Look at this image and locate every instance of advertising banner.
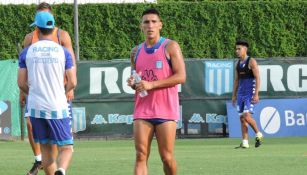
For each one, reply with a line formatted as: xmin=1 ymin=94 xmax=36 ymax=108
xmin=0 ymin=101 xmax=12 ymax=140
xmin=71 ymin=58 xmax=307 ymax=137
xmin=257 ymin=59 xmax=307 ymax=98
xmin=73 ymin=99 xmax=227 ymax=137
xmin=73 ymin=101 xmax=134 ymax=137
xmin=227 ymin=98 xmax=307 ymax=137
xmin=0 ymin=60 xmax=20 ymax=137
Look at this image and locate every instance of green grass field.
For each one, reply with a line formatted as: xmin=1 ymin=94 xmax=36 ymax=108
xmin=1 ymin=137 xmax=306 ymax=175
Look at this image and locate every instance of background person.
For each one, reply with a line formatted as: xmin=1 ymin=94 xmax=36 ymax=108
xmin=232 ymin=40 xmax=263 ymax=148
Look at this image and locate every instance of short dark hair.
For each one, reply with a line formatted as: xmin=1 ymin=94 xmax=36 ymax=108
xmin=38 ymin=27 xmax=54 ymax=35
xmin=142 ymin=8 xmax=161 ymax=18
xmin=236 ymin=40 xmax=249 ymax=48
xmin=36 ymin=2 xmax=52 ymax=11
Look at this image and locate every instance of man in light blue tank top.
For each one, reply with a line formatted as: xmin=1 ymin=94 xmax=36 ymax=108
xmin=232 ymin=40 xmax=263 ymax=148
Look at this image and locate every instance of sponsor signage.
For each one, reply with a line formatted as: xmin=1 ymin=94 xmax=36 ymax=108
xmin=72 ymin=107 xmax=86 ymax=133
xmin=0 ymin=101 xmax=12 ymax=139
xmin=74 ymin=103 xmax=183 ymax=136
xmin=203 ymin=61 xmax=234 ymax=96
xmin=73 ymin=59 xmax=307 ymax=137
xmin=227 ymin=98 xmax=307 ymax=137
xmin=77 ymin=59 xmax=307 ymax=99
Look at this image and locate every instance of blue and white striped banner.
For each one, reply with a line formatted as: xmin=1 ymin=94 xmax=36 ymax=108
xmin=204 ymin=61 xmax=234 ymax=95
xmin=72 ymin=107 xmax=86 ymax=133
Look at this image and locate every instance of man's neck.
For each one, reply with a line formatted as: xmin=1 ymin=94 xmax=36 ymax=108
xmin=38 ymin=29 xmax=54 ymax=41
xmin=145 ymin=36 xmax=161 ymax=48
xmin=239 ymin=54 xmax=248 ymax=61
xmin=39 ymin=34 xmax=53 ymax=40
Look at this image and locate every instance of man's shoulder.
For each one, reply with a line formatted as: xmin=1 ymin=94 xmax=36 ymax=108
xmin=58 ymin=29 xmax=71 ymax=40
xmin=248 ymin=57 xmax=258 ymax=65
xmin=25 ymin=31 xmax=34 ymax=38
xmin=24 ymin=31 xmax=35 ymax=47
xmin=165 ymin=39 xmax=179 ymax=49
xmin=59 ymin=28 xmax=69 ymax=35
xmin=57 ymin=28 xmax=72 ymax=46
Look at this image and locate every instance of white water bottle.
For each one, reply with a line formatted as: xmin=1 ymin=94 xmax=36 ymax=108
xmin=132 ymin=70 xmax=148 ymax=97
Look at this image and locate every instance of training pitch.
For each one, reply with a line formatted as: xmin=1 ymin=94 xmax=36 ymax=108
xmin=0 ymin=137 xmax=306 ymax=175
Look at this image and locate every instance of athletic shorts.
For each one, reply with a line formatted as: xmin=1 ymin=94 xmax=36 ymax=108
xmin=30 ymin=117 xmax=73 ymax=146
xmin=134 ymin=118 xmax=175 ymax=126
xmin=236 ymin=95 xmax=254 ymax=115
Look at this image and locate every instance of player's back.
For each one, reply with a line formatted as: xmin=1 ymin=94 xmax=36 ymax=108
xmin=20 ymin=40 xmax=72 ymax=119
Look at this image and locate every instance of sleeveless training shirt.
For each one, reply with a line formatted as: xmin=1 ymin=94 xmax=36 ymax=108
xmin=133 ymin=37 xmax=179 ymax=120
xmin=236 ymin=57 xmax=255 ymax=96
xmin=32 ymin=27 xmax=60 ymax=44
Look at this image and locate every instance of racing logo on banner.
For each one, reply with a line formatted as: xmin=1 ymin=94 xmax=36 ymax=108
xmin=72 ymin=107 xmax=86 ymax=133
xmin=204 ymin=61 xmax=233 ymax=95
xmin=0 ymin=101 xmax=11 ymax=139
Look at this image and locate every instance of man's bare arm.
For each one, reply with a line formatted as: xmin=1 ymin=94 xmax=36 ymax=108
xmin=17 ymin=68 xmax=29 ymax=95
xmin=65 ymin=68 xmax=77 ymax=93
xmin=61 ymin=30 xmax=76 ymax=68
xmin=232 ymin=62 xmax=239 ymax=106
xmin=150 ymin=40 xmax=186 ymax=89
xmin=250 ymin=58 xmax=260 ymax=103
xmin=23 ymin=33 xmax=33 ymax=48
xmin=127 ymin=46 xmax=138 ymax=89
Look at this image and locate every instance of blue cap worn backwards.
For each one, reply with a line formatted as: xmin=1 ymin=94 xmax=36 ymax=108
xmin=30 ymin=11 xmax=55 ymax=29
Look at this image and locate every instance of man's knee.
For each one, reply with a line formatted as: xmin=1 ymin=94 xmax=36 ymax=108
xmin=160 ymin=152 xmax=174 ymax=166
xmin=240 ymin=116 xmax=246 ymax=123
xmin=135 ymin=149 xmax=148 ymax=162
xmin=58 ymin=145 xmax=73 ymax=153
xmin=240 ymin=116 xmax=248 ymax=127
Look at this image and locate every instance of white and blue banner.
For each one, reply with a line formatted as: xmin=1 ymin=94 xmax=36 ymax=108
xmin=227 ymin=98 xmax=307 ymax=137
xmin=72 ymin=107 xmax=86 ymax=133
xmin=203 ymin=61 xmax=234 ymax=96
xmin=0 ymin=101 xmax=12 ymax=139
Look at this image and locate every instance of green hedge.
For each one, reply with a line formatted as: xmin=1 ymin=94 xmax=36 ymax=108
xmin=0 ymin=1 xmax=306 ymax=60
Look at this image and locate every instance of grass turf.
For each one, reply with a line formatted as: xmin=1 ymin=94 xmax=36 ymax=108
xmin=0 ymin=137 xmax=306 ymax=175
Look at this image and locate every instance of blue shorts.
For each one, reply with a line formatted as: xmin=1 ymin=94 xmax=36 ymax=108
xmin=236 ymin=95 xmax=254 ymax=115
xmin=135 ymin=118 xmax=174 ymax=126
xmin=30 ymin=117 xmax=73 ymax=146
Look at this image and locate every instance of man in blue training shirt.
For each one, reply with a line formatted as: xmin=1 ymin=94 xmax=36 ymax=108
xmin=18 ymin=11 xmax=77 ymax=175
xmin=232 ymin=40 xmax=263 ymax=148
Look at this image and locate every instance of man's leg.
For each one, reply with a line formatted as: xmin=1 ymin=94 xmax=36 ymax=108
xmin=243 ymin=112 xmax=259 ymax=133
xmin=40 ymin=144 xmax=57 ymax=175
xmin=55 ymin=145 xmax=73 ymax=175
xmin=27 ymin=117 xmax=42 ymax=157
xmin=134 ymin=120 xmax=155 ymax=175
xmin=48 ymin=117 xmax=73 ymax=175
xmin=55 ymin=100 xmax=72 ymax=174
xmin=155 ymin=121 xmax=177 ymax=175
xmin=243 ymin=112 xmax=263 ymax=147
xmin=26 ymin=117 xmax=43 ymax=175
xmin=236 ymin=99 xmax=249 ymax=148
xmin=240 ymin=116 xmax=249 ymax=140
